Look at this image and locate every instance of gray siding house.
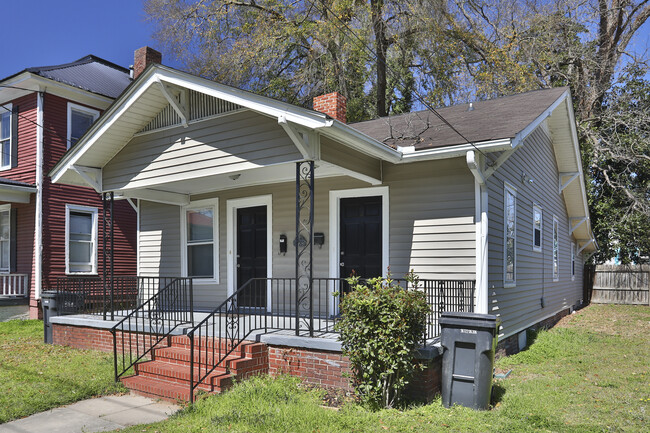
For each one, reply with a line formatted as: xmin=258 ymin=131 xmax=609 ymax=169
xmin=50 ymin=62 xmax=596 ymax=346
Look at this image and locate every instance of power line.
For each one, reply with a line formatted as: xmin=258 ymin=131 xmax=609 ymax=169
xmin=310 ymin=0 xmax=491 ymax=162
xmin=0 ymin=88 xmax=74 ymax=147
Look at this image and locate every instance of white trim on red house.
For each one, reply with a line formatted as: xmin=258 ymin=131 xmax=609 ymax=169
xmin=35 ymin=90 xmax=44 ymax=299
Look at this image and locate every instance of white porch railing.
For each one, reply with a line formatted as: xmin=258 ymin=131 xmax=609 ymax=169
xmin=0 ymin=274 xmax=29 ymax=298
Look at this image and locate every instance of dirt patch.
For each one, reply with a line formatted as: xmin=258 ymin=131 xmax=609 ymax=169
xmin=299 ymin=383 xmax=356 ymax=408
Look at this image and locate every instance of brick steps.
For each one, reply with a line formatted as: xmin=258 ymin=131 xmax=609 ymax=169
xmin=121 ymin=336 xmax=267 ymax=402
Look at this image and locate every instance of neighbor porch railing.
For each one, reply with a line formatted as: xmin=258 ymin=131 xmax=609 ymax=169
xmin=0 ymin=274 xmax=29 ymax=298
xmin=52 ymin=276 xmax=177 ymax=320
xmin=186 ymin=277 xmax=475 ymax=402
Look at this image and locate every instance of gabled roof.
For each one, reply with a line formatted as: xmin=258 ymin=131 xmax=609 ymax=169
xmin=2 ymin=55 xmax=132 ymax=99
xmin=350 ymin=87 xmax=569 ymax=151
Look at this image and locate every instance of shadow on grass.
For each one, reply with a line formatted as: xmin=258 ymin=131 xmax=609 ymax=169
xmin=490 ymin=382 xmax=506 ymax=406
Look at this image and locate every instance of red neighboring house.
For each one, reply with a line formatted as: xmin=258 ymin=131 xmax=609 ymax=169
xmin=0 ymin=55 xmax=137 ymax=318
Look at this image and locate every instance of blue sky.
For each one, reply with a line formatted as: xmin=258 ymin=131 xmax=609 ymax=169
xmin=1 ymin=0 xmax=181 ymax=79
xmin=2 ymin=1 xmax=649 ymax=81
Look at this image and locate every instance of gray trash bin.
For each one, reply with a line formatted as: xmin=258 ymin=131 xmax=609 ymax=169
xmin=440 ymin=311 xmax=501 ymax=410
xmin=41 ymin=291 xmax=58 ymax=344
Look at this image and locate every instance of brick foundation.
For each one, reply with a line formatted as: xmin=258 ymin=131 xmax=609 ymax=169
xmin=268 ymin=346 xmax=352 ymax=390
xmin=53 ymin=323 xmax=115 ymax=352
xmin=496 ymin=307 xmax=571 ymax=357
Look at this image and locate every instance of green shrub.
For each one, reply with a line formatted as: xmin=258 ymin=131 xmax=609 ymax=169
xmin=335 ymin=273 xmax=428 ymax=409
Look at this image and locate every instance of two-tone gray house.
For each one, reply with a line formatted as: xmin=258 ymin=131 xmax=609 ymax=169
xmin=48 ymin=51 xmax=596 ymax=401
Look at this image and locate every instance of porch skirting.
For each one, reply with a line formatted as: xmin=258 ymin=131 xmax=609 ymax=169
xmin=50 ymin=320 xmax=444 ymax=403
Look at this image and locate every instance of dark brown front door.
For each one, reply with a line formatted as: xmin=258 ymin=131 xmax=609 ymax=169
xmin=237 ymin=205 xmax=267 ymax=308
xmin=339 ymin=196 xmax=382 ymax=293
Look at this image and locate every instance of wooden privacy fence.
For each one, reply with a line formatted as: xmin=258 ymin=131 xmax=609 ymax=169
xmin=587 ymin=264 xmax=649 ymax=306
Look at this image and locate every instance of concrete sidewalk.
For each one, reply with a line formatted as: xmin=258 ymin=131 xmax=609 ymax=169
xmin=0 ymin=393 xmax=180 ymax=433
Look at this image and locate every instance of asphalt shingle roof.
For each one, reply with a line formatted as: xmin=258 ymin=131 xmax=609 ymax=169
xmin=22 ymin=55 xmax=132 ymax=99
xmin=349 ymin=87 xmax=568 ymax=151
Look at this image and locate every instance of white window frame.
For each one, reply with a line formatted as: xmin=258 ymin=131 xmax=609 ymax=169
xmin=503 ymin=183 xmax=517 ymax=287
xmin=532 ymin=204 xmax=542 ymax=252
xmin=0 ymin=204 xmax=11 ymax=272
xmin=225 ymin=195 xmax=273 ymax=309
xmin=67 ymin=102 xmax=99 ymax=149
xmin=65 ymin=204 xmax=98 ymax=275
xmin=571 ymin=242 xmax=576 ymax=281
xmin=553 ymin=216 xmax=560 ymax=281
xmin=0 ymin=103 xmax=12 ymax=170
xmin=181 ymin=198 xmax=220 ymax=284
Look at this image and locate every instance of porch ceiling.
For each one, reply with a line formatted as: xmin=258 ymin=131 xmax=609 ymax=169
xmin=114 ymin=161 xmax=377 ymax=205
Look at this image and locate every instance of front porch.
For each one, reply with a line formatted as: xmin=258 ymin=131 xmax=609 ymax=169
xmin=50 ymin=274 xmax=474 ymax=401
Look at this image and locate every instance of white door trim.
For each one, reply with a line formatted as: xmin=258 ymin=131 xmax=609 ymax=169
xmin=328 ymin=186 xmax=389 ymax=313
xmin=226 ymin=195 xmax=273 ymax=311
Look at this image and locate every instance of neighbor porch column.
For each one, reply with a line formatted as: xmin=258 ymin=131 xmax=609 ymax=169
xmin=295 ymin=161 xmax=314 ymax=336
xmin=102 ymin=191 xmax=114 ymax=320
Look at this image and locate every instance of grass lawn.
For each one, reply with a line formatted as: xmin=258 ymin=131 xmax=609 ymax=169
xmin=119 ymin=304 xmax=649 ymax=433
xmin=0 ymin=320 xmax=125 ymax=423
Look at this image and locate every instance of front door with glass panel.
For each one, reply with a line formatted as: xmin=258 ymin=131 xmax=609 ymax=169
xmin=236 ymin=206 xmax=267 ymax=308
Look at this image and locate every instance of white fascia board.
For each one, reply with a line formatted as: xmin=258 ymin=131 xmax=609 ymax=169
xmin=0 ymin=183 xmax=37 ymax=194
xmin=50 ymin=70 xmax=161 ymax=184
xmin=511 ymin=89 xmax=569 ymax=149
xmin=324 ymin=121 xmax=402 ymax=163
xmin=155 ymin=67 xmax=331 ymax=130
xmin=563 ymin=96 xmax=595 ymax=247
xmin=401 ymin=138 xmax=513 ymax=162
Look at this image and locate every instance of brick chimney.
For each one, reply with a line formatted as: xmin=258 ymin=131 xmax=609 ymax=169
xmin=133 ymin=46 xmax=162 ymax=79
xmin=313 ymin=92 xmax=347 ymax=123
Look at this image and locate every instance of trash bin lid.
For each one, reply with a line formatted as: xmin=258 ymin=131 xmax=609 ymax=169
xmin=440 ymin=311 xmax=501 ymax=329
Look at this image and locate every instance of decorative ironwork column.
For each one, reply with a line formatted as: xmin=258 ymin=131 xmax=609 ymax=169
xmin=295 ymin=161 xmax=314 ymax=336
xmin=102 ymin=192 xmax=114 ymax=320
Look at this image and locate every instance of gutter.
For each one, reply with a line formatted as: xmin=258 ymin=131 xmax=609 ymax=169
xmin=35 ymin=90 xmax=44 ymax=300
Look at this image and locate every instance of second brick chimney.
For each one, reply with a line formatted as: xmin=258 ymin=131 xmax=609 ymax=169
xmin=313 ymin=92 xmax=347 ymax=123
xmin=133 ymin=46 xmax=162 ymax=79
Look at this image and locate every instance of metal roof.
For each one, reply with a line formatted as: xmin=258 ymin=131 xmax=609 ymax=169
xmin=350 ymin=87 xmax=569 ymax=150
xmin=14 ymin=55 xmax=132 ymax=99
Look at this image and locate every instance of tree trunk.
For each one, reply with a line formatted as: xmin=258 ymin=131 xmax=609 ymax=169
xmin=371 ymin=0 xmax=388 ymax=117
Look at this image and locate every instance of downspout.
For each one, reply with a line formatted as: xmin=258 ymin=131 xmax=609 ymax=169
xmin=466 ymin=151 xmax=488 ymax=314
xmin=34 ymin=90 xmax=44 ymax=301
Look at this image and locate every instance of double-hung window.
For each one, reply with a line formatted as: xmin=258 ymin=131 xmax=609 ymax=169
xmin=183 ymin=200 xmax=218 ymax=280
xmin=571 ymin=242 xmax=576 ymax=281
xmin=504 ymin=185 xmax=517 ymax=285
xmin=66 ymin=205 xmax=98 ymax=274
xmin=0 ymin=104 xmax=12 ymax=169
xmin=552 ymin=216 xmax=559 ymax=281
xmin=533 ymin=205 xmax=542 ymax=252
xmin=67 ymin=103 xmax=99 ymax=148
xmin=0 ymin=206 xmax=10 ymax=272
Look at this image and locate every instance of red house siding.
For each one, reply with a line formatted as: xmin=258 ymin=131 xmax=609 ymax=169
xmin=20 ymin=93 xmax=138 ymax=317
xmin=41 ymin=93 xmax=137 ymax=282
xmin=1 ymin=93 xmax=37 ymax=184
xmin=0 ymin=197 xmax=36 ymax=300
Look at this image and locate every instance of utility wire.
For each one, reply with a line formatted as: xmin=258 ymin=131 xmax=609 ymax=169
xmin=0 ymin=88 xmax=75 ymax=147
xmin=310 ymin=0 xmax=492 ymax=162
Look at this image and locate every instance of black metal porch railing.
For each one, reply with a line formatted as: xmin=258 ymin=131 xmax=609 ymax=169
xmin=111 ymin=277 xmax=193 ymax=381
xmin=52 ymin=276 xmax=171 ymax=320
xmin=185 ymin=277 xmax=475 ymax=402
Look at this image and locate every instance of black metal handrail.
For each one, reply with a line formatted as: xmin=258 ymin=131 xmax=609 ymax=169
xmin=111 ymin=277 xmax=193 ymax=381
xmin=187 ymin=278 xmax=265 ymax=402
xmin=185 ymin=277 xmax=475 ymax=401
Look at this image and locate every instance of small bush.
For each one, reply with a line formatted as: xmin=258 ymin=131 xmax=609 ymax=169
xmin=335 ymin=273 xmax=428 ymax=409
